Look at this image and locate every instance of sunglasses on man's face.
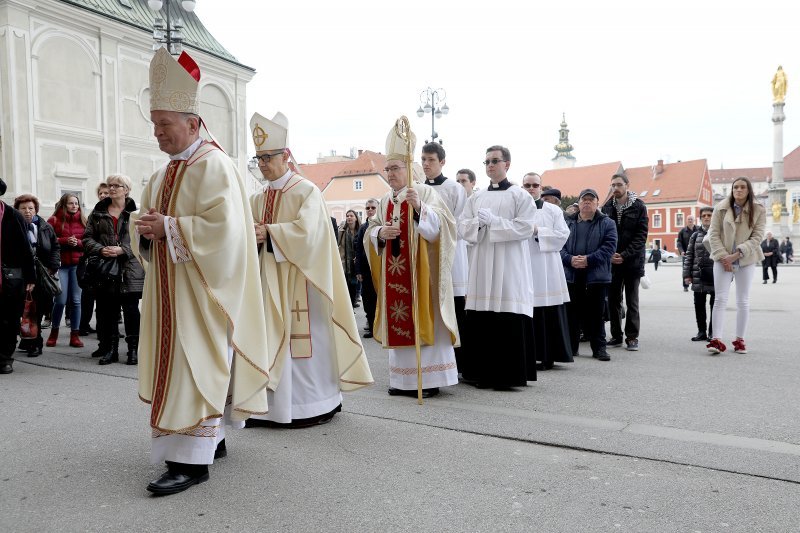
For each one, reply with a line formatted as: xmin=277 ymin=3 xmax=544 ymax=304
xmin=522 ymin=183 xmax=541 ymax=189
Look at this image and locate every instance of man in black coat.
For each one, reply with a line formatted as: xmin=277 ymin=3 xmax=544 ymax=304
xmin=601 ymin=172 xmax=648 ymax=352
xmin=354 ymin=199 xmax=378 ymax=338
xmin=682 ymin=207 xmax=715 ymax=341
xmin=760 ymin=231 xmax=780 ymax=284
xmin=0 ymin=178 xmax=37 ymax=374
xmin=677 ymin=215 xmax=696 ymax=291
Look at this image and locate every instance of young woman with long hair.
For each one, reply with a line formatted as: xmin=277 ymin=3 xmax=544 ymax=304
xmin=337 ymin=209 xmax=361 ymax=308
xmin=46 ymin=193 xmax=87 ymax=348
xmin=706 ymin=177 xmax=766 ymax=355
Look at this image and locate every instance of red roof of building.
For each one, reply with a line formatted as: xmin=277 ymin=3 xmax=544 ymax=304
xmin=540 ymin=162 xmax=624 ymax=201
xmin=709 ymin=144 xmax=800 ymax=184
xmin=624 ymin=159 xmax=708 ymax=204
xmin=333 ymin=151 xmax=386 ymax=179
xmin=299 ymin=150 xmax=388 ymax=191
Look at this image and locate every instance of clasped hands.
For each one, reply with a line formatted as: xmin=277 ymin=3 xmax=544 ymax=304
xmin=254 ymin=223 xmax=268 ymax=244
xmin=720 ymin=252 xmax=741 ymax=272
xmin=477 ymin=208 xmax=497 ymax=227
xmin=571 ymin=255 xmax=589 ymax=269
xmin=134 ymin=208 xmax=166 ymax=241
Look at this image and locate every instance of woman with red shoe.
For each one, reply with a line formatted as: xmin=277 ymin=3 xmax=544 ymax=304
xmin=46 ymin=193 xmax=86 ymax=348
xmin=706 ymin=177 xmax=765 ymax=355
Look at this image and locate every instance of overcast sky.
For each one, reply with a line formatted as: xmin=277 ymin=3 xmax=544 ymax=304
xmin=195 ymin=0 xmax=800 ymax=188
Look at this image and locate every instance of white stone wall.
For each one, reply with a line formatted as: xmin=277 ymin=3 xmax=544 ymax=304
xmin=0 ymin=0 xmax=255 ymax=212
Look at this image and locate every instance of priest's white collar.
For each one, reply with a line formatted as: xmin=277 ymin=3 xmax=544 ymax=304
xmin=266 ymin=169 xmax=293 ymax=190
xmin=170 ymin=137 xmax=203 ymax=161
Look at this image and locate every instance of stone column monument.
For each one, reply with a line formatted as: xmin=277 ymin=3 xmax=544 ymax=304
xmin=769 ymin=66 xmax=791 ymax=237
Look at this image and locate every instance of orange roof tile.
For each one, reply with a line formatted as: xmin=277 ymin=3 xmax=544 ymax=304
xmin=333 ymin=151 xmax=387 ymax=179
xmin=540 ymin=162 xmax=624 ymax=201
xmin=709 ymin=167 xmax=771 ymax=184
xmin=298 ymin=160 xmax=351 ymax=190
xmin=624 ymin=159 xmax=708 ymax=204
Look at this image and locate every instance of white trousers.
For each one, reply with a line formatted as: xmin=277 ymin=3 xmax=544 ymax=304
xmin=711 ymin=262 xmax=755 ymax=341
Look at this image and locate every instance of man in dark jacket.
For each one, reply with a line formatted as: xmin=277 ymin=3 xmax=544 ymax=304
xmin=601 ymin=172 xmax=648 ymax=352
xmin=682 ymin=207 xmax=714 ymax=341
xmin=354 ymin=199 xmax=378 ymax=338
xmin=760 ymin=232 xmax=780 ymax=284
xmin=677 ymin=215 xmax=696 ymax=291
xmin=561 ymin=189 xmax=617 ymax=361
xmin=0 ymin=178 xmax=37 ymax=374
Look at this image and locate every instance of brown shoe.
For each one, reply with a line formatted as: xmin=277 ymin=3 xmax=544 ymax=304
xmin=69 ymin=331 xmax=84 ymax=348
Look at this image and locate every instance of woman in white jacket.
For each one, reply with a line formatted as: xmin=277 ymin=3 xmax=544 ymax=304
xmin=706 ymin=177 xmax=765 ymax=355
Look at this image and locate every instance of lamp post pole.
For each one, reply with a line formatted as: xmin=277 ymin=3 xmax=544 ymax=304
xmin=148 ymin=0 xmax=197 ymax=55
xmin=416 ymin=87 xmax=449 ymax=145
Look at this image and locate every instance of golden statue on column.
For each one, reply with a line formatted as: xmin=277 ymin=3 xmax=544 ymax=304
xmin=772 ymin=66 xmax=787 ymax=104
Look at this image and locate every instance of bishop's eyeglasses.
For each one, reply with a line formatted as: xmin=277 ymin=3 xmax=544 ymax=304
xmin=251 ymin=153 xmax=281 ymax=165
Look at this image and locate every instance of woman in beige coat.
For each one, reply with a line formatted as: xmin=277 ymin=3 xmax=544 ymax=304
xmin=706 ymin=177 xmax=765 ymax=355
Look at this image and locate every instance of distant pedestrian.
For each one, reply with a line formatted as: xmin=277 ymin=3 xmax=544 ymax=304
xmin=683 ymin=207 xmax=715 ymax=341
xmin=780 ymin=236 xmax=793 ymax=263
xmin=355 ymin=199 xmax=378 ymax=338
xmin=649 ymin=245 xmax=662 ymax=270
xmin=706 ymin=177 xmax=766 ymax=355
xmin=760 ymin=231 xmax=780 ymax=284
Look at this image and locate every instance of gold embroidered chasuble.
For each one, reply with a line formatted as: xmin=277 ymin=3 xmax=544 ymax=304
xmin=365 ymin=183 xmax=460 ymax=349
xmin=134 ymin=142 xmax=270 ymax=433
xmin=249 ymin=174 xmax=373 ymax=392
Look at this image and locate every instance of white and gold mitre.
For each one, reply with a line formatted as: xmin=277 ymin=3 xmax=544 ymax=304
xmin=385 ymin=116 xmax=416 ymax=162
xmin=149 ymin=47 xmax=200 ymax=114
xmin=250 ymin=112 xmax=289 ymax=153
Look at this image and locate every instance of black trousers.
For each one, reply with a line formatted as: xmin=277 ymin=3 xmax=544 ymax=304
xmin=762 ymin=262 xmax=777 ymax=281
xmin=693 ymin=290 xmax=714 ymax=337
xmin=360 ymin=269 xmax=377 ymax=333
xmin=0 ymin=283 xmax=26 ymax=366
xmin=566 ymin=280 xmax=609 ymax=356
xmin=453 ymin=296 xmax=467 ymax=373
xmin=609 ymin=272 xmax=640 ymax=341
xmin=463 ymin=310 xmax=532 ymax=387
xmin=96 ymin=288 xmax=141 ymax=347
xmin=79 ymin=287 xmax=95 ymax=331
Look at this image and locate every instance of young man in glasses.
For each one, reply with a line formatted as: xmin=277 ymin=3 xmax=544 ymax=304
xmin=246 ymin=111 xmax=372 ymax=429
xmin=522 ymin=173 xmax=573 ymax=371
xmin=458 ymin=146 xmax=538 ymax=389
xmin=365 ymin=121 xmax=459 ymax=399
xmin=601 ymin=172 xmax=648 ymax=352
xmin=420 ymin=143 xmax=469 ymax=374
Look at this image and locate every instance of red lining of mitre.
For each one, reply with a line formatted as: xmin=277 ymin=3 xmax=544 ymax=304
xmin=177 ymin=52 xmax=201 ymax=82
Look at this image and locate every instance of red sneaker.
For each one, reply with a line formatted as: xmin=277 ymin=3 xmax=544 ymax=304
xmin=732 ymin=339 xmax=747 ymax=354
xmin=706 ymin=338 xmax=727 ymax=355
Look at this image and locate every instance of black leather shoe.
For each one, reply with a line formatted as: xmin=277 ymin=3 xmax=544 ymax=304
xmin=363 ymin=331 xmax=373 ymax=338
xmin=147 ymin=469 xmax=209 ymax=496
xmin=0 ymin=364 xmax=12 ymax=374
xmin=148 ymin=462 xmax=209 ymax=496
xmin=421 ymin=388 xmax=439 ymax=398
xmin=28 ymin=346 xmax=43 ymax=357
xmin=214 ymin=439 xmax=227 ymax=459
xmin=691 ymin=332 xmax=708 ymax=342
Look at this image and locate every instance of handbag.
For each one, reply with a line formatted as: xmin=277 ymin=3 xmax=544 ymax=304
xmin=77 ymin=254 xmax=120 ymax=289
xmin=640 ymin=274 xmax=652 ymax=290
xmin=20 ymin=290 xmax=38 ymax=339
xmin=34 ymin=258 xmax=61 ymax=297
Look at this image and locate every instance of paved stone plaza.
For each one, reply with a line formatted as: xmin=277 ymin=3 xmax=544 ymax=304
xmin=1 ymin=264 xmax=798 ymax=532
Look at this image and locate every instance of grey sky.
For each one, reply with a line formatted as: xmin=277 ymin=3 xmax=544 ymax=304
xmin=196 ymin=0 xmax=800 ymax=187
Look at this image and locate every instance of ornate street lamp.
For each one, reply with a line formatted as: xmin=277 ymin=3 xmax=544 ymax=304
xmin=416 ymin=87 xmax=449 ymax=145
xmin=148 ymin=0 xmax=197 ymax=55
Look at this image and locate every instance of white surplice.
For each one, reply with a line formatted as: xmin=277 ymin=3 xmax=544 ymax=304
xmin=426 ymin=176 xmax=468 ymax=297
xmin=458 ymin=184 xmax=537 ymax=316
xmin=529 ymin=200 xmax=571 ymax=307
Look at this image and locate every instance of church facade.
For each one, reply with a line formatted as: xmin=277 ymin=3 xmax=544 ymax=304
xmin=0 ymin=0 xmax=254 ymax=210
